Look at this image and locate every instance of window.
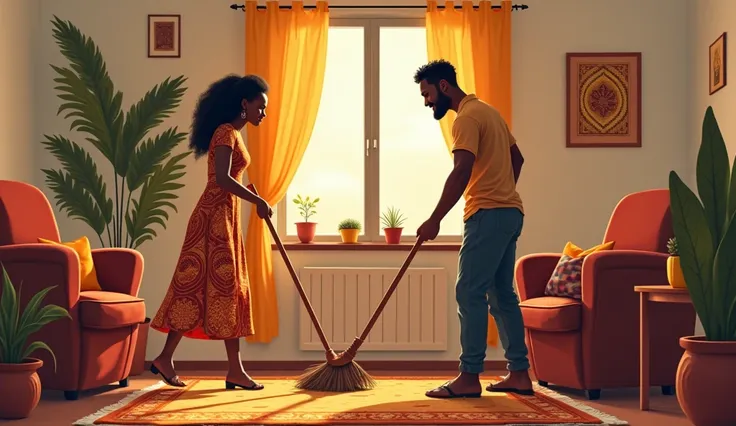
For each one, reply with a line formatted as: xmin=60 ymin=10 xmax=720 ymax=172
xmin=279 ymin=19 xmax=464 ymax=242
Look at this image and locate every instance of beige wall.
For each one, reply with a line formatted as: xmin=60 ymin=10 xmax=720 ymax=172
xmin=0 ymin=0 xmax=38 ymax=182
xmin=688 ymin=0 xmax=736 ymax=336
xmin=28 ymin=0 xmax=692 ymax=362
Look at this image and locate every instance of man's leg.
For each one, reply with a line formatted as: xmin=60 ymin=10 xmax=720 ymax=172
xmin=485 ymin=209 xmax=533 ymax=394
xmin=426 ymin=209 xmax=516 ymax=398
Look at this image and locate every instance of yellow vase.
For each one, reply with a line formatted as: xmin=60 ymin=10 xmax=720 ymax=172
xmin=339 ymin=229 xmax=360 ymax=243
xmin=667 ymin=256 xmax=687 ymax=289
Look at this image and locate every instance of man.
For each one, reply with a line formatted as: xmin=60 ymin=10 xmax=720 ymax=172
xmin=414 ymin=59 xmax=533 ymax=398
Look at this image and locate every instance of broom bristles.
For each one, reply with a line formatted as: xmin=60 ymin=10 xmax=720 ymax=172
xmin=295 ymin=360 xmax=376 ymax=392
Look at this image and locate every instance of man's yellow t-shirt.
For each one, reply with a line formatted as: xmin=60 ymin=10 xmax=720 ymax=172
xmin=451 ymin=94 xmax=523 ymax=222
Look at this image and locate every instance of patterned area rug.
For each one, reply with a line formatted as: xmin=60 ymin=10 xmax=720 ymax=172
xmin=74 ymin=376 xmax=628 ymax=426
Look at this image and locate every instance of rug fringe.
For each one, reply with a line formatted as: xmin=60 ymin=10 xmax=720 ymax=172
xmin=531 ymin=385 xmax=629 ymax=426
xmin=72 ymin=380 xmax=166 ymax=426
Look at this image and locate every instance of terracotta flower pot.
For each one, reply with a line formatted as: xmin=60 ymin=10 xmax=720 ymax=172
xmin=339 ymin=229 xmax=360 ymax=243
xmin=666 ymin=256 xmax=687 ymax=288
xmin=295 ymin=222 xmax=317 ymax=243
xmin=0 ymin=358 xmax=43 ymax=419
xmin=676 ymin=336 xmax=736 ymax=426
xmin=384 ymin=227 xmax=403 ymax=244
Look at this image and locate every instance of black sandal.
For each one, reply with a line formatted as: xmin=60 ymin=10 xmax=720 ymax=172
xmin=225 ymin=380 xmax=264 ymax=390
xmin=486 ymin=384 xmax=535 ymax=396
xmin=426 ymin=382 xmax=481 ymax=399
xmin=150 ymin=364 xmax=186 ymax=387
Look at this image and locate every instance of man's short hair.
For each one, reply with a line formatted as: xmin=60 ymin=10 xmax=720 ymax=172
xmin=413 ymin=59 xmax=458 ymax=87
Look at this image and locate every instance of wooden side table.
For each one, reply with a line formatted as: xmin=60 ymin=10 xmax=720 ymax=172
xmin=634 ymin=285 xmax=692 ymax=411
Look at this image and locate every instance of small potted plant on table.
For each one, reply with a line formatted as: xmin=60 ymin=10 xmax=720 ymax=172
xmin=338 ymin=218 xmax=361 ymax=243
xmin=381 ymin=206 xmax=406 ymax=244
xmin=666 ymin=237 xmax=685 ymax=288
xmin=0 ymin=265 xmax=70 ymax=419
xmin=293 ymin=194 xmax=319 ymax=243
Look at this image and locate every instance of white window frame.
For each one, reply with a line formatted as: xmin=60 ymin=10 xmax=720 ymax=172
xmin=277 ymin=17 xmax=463 ymax=243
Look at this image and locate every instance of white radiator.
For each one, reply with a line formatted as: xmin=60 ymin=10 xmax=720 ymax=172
xmin=298 ymin=267 xmax=448 ymax=351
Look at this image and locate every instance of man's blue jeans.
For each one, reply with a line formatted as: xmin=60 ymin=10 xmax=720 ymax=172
xmin=456 ymin=207 xmax=530 ymax=373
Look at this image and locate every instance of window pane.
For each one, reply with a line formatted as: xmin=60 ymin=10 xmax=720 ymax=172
xmin=379 ymin=27 xmax=464 ymax=236
xmin=286 ymin=27 xmax=365 ymax=236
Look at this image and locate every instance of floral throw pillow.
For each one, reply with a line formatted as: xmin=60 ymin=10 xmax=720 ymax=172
xmin=544 ymin=255 xmax=584 ymax=300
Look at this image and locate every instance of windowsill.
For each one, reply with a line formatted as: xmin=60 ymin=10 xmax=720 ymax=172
xmin=271 ymin=241 xmax=461 ymax=251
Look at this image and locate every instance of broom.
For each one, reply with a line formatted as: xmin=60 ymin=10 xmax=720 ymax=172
xmin=246 ymin=184 xmax=423 ymax=392
xmin=295 ymin=239 xmax=422 ymax=392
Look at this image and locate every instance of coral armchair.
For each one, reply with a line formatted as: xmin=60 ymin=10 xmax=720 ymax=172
xmin=516 ymin=189 xmax=696 ymax=400
xmin=0 ymin=180 xmax=146 ymax=400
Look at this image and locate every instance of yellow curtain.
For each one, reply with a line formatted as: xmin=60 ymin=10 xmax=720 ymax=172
xmin=244 ymin=0 xmax=329 ymax=343
xmin=425 ymin=0 xmax=513 ymax=347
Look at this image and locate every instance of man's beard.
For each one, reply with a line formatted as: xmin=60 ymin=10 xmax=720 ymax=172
xmin=431 ymin=91 xmax=452 ymax=120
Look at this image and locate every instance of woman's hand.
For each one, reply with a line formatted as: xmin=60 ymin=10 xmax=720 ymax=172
xmin=256 ymin=198 xmax=273 ymax=219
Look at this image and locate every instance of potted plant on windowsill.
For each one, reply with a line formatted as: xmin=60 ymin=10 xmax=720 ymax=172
xmin=338 ymin=218 xmax=361 ymax=243
xmin=0 ymin=264 xmax=71 ymax=419
xmin=666 ymin=237 xmax=686 ymax=289
xmin=381 ymin=206 xmax=406 ymax=244
xmin=293 ymin=194 xmax=319 ymax=243
xmin=668 ymin=106 xmax=736 ymax=426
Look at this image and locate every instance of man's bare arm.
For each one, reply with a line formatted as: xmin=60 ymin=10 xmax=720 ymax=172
xmin=429 ymin=150 xmax=474 ymax=222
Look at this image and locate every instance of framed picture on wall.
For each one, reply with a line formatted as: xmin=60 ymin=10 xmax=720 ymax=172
xmin=566 ymin=52 xmax=642 ymax=148
xmin=148 ymin=15 xmax=181 ymax=58
xmin=709 ymin=32 xmax=727 ymax=95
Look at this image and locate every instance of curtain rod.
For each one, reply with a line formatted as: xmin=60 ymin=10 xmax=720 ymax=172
xmin=230 ymin=3 xmax=529 ymax=11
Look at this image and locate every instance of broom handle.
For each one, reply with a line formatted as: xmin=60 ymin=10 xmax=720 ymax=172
xmin=357 ymin=240 xmax=423 ymax=342
xmin=246 ymin=184 xmax=333 ymax=354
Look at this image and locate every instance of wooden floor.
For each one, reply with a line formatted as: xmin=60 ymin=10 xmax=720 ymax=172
xmin=0 ymin=370 xmax=689 ymax=426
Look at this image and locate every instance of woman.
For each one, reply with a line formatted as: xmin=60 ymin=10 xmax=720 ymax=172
xmin=149 ymin=74 xmax=273 ymax=390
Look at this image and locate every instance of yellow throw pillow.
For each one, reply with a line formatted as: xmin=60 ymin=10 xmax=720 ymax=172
xmin=38 ymin=236 xmax=102 ymax=292
xmin=562 ymin=240 xmax=615 ymax=258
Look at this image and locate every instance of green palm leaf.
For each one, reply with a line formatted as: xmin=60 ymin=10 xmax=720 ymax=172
xmin=117 ymin=77 xmax=188 ymax=177
xmin=42 ymin=169 xmax=107 ymax=240
xmin=126 ymin=152 xmax=189 ymax=248
xmin=50 ymin=15 xmax=123 ymax=163
xmin=126 ymin=127 xmax=188 ymax=192
xmin=41 ymin=134 xmax=114 ymax=226
xmin=0 ymin=266 xmax=19 ymax=362
xmin=22 ymin=341 xmax=59 ymax=372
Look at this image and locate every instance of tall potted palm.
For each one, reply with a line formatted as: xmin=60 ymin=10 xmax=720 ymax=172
xmin=669 ymin=106 xmax=736 ymax=426
xmin=0 ymin=265 xmax=71 ymax=419
xmin=41 ymin=16 xmax=190 ymax=250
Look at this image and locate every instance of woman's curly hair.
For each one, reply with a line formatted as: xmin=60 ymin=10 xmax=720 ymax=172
xmin=189 ymin=74 xmax=269 ymax=158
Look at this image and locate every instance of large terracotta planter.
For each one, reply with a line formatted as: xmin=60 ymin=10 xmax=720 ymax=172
xmin=676 ymin=336 xmax=736 ymax=426
xmin=0 ymin=358 xmax=43 ymax=419
xmin=295 ymin=222 xmax=317 ymax=243
xmin=383 ymin=227 xmax=403 ymax=244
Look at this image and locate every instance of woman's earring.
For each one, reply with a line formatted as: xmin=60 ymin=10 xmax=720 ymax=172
xmin=240 ymin=110 xmax=247 ymax=120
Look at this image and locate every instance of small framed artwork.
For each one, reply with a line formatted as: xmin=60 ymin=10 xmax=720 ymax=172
xmin=709 ymin=32 xmax=727 ymax=95
xmin=147 ymin=15 xmax=181 ymax=58
xmin=566 ymin=52 xmax=642 ymax=148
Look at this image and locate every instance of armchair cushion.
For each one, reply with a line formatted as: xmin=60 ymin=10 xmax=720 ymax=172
xmin=520 ymin=296 xmax=581 ymax=332
xmin=79 ymin=291 xmax=145 ymax=329
xmin=544 ymin=241 xmax=615 ymax=299
xmin=38 ymin=236 xmax=102 ymax=291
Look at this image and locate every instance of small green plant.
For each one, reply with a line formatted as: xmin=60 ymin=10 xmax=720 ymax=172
xmin=338 ymin=218 xmax=362 ymax=231
xmin=669 ymin=106 xmax=736 ymax=341
xmin=667 ymin=237 xmax=679 ymax=256
xmin=0 ymin=264 xmax=71 ymax=370
xmin=292 ymin=194 xmax=319 ymax=222
xmin=381 ymin=206 xmax=407 ymax=229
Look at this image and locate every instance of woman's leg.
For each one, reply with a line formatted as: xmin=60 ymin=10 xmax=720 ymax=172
xmin=224 ymin=338 xmax=263 ymax=389
xmin=152 ymin=331 xmax=186 ymax=386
